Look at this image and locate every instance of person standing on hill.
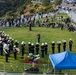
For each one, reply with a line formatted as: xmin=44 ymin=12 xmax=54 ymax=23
xmin=69 ymin=38 xmax=73 ymax=52
xmin=37 ymin=32 xmax=40 ymax=43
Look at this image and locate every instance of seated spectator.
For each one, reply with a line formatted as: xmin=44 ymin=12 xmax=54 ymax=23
xmin=24 ymin=53 xmax=40 ymax=72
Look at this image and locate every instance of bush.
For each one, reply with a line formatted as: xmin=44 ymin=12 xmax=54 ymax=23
xmin=54 ymin=0 xmax=62 ymax=5
xmin=29 ymin=9 xmax=35 ymax=13
xmin=44 ymin=4 xmax=54 ymax=12
xmin=42 ymin=0 xmax=50 ymax=6
xmin=18 ymin=5 xmax=26 ymax=15
xmin=6 ymin=11 xmax=14 ymax=17
xmin=34 ymin=4 xmax=39 ymax=9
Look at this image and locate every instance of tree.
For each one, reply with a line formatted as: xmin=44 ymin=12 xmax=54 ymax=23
xmin=42 ymin=0 xmax=50 ymax=6
xmin=55 ymin=0 xmax=62 ymax=5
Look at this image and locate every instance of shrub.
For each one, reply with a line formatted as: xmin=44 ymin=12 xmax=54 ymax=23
xmin=29 ymin=9 xmax=35 ymax=13
xmin=34 ymin=4 xmax=39 ymax=9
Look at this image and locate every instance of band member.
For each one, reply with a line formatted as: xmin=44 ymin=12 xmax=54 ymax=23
xmin=69 ymin=38 xmax=73 ymax=51
xmin=41 ymin=43 xmax=45 ymax=58
xmin=37 ymin=33 xmax=40 ymax=43
xmin=57 ymin=41 xmax=61 ymax=53
xmin=9 ymin=38 xmax=14 ymax=51
xmin=44 ymin=42 xmax=48 ymax=55
xmin=0 ymin=41 xmax=3 ymax=55
xmin=21 ymin=41 xmax=25 ymax=57
xmin=51 ymin=41 xmax=55 ymax=54
xmin=3 ymin=42 xmax=9 ymax=62
xmin=36 ymin=42 xmax=39 ymax=55
xmin=14 ymin=40 xmax=19 ymax=47
xmin=31 ymin=43 xmax=34 ymax=54
xmin=62 ymin=40 xmax=66 ymax=51
xmin=28 ymin=42 xmax=31 ymax=53
xmin=13 ymin=45 xmax=20 ymax=60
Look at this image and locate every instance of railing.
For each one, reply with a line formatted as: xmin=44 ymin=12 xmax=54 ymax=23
xmin=0 ymin=63 xmax=76 ymax=75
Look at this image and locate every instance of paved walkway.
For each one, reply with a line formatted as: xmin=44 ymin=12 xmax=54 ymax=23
xmin=0 ymin=72 xmax=66 ymax=75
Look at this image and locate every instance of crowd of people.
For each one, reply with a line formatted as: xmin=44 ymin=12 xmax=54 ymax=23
xmin=0 ymin=10 xmax=76 ymax=32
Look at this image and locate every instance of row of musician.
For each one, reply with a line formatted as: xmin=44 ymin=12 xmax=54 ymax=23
xmin=0 ymin=39 xmax=73 ymax=62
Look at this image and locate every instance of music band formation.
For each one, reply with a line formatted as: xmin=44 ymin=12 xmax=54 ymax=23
xmin=0 ymin=31 xmax=73 ymax=62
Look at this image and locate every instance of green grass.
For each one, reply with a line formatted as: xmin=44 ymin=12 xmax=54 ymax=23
xmin=0 ymin=26 xmax=76 ymax=74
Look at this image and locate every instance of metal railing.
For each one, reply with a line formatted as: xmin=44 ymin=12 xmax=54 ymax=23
xmin=0 ymin=63 xmax=76 ymax=75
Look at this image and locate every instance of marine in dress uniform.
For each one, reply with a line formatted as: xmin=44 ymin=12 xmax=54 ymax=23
xmin=62 ymin=40 xmax=66 ymax=51
xmin=44 ymin=42 xmax=48 ymax=55
xmin=14 ymin=40 xmax=19 ymax=47
xmin=0 ymin=41 xmax=3 ymax=55
xmin=69 ymin=38 xmax=73 ymax=51
xmin=21 ymin=41 xmax=25 ymax=57
xmin=41 ymin=43 xmax=45 ymax=58
xmin=36 ymin=42 xmax=39 ymax=55
xmin=13 ymin=45 xmax=18 ymax=60
xmin=31 ymin=43 xmax=34 ymax=54
xmin=28 ymin=42 xmax=31 ymax=53
xmin=3 ymin=42 xmax=9 ymax=62
xmin=51 ymin=41 xmax=55 ymax=54
xmin=57 ymin=41 xmax=61 ymax=53
xmin=9 ymin=37 xmax=14 ymax=51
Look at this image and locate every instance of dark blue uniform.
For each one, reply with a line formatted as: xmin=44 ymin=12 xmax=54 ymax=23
xmin=5 ymin=49 xmax=9 ymax=62
xmin=0 ymin=42 xmax=3 ymax=55
xmin=41 ymin=43 xmax=45 ymax=58
xmin=51 ymin=42 xmax=55 ymax=54
xmin=13 ymin=46 xmax=17 ymax=60
xmin=62 ymin=40 xmax=66 ymax=51
xmin=69 ymin=39 xmax=73 ymax=52
xmin=28 ymin=42 xmax=31 ymax=53
xmin=31 ymin=43 xmax=34 ymax=54
xmin=57 ymin=41 xmax=61 ymax=53
xmin=44 ymin=43 xmax=48 ymax=55
xmin=21 ymin=43 xmax=25 ymax=57
xmin=15 ymin=41 xmax=19 ymax=47
xmin=36 ymin=43 xmax=39 ymax=55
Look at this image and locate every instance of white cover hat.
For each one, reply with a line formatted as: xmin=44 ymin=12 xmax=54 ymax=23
xmin=42 ymin=43 xmax=44 ymax=45
xmin=70 ymin=38 xmax=72 ymax=40
xmin=45 ymin=42 xmax=47 ymax=45
xmin=15 ymin=40 xmax=17 ymax=42
xmin=64 ymin=40 xmax=66 ymax=42
xmin=21 ymin=41 xmax=25 ymax=44
xmin=13 ymin=45 xmax=16 ymax=48
xmin=28 ymin=42 xmax=31 ymax=44
xmin=36 ymin=42 xmax=39 ymax=44
xmin=52 ymin=41 xmax=55 ymax=43
xmin=31 ymin=43 xmax=34 ymax=45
